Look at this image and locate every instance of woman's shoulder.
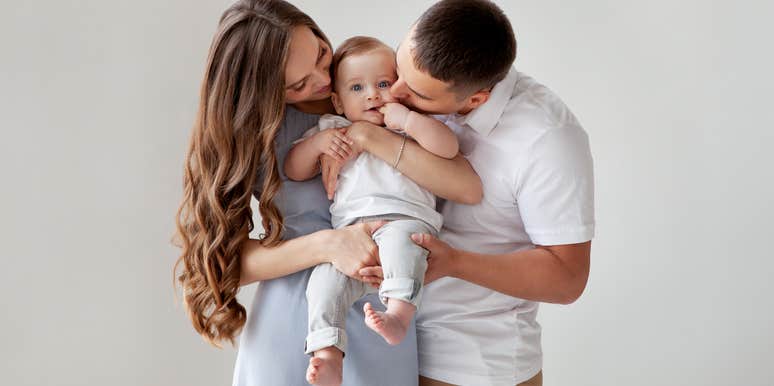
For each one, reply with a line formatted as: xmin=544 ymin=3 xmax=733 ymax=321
xmin=279 ymin=105 xmax=321 ymax=142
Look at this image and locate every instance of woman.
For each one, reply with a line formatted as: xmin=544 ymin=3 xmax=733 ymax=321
xmin=174 ymin=1 xmax=482 ymax=385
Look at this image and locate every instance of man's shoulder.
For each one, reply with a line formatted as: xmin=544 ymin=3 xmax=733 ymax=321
xmin=495 ymin=72 xmax=584 ymax=144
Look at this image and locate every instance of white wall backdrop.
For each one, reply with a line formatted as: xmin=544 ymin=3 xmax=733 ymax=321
xmin=1 ymin=1 xmax=772 ymax=385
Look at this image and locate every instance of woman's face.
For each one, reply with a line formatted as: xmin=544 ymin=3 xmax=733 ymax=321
xmin=284 ymin=26 xmax=332 ymax=104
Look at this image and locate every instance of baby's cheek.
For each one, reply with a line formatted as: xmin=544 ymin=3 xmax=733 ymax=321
xmin=344 ymin=106 xmax=364 ymax=122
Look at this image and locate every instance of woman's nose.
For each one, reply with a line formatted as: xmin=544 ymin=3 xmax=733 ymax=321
xmin=314 ymin=67 xmax=330 ymax=88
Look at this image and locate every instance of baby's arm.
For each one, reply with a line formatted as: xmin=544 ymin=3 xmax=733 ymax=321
xmin=285 ymin=127 xmax=354 ymax=181
xmin=380 ymin=103 xmax=459 ymax=159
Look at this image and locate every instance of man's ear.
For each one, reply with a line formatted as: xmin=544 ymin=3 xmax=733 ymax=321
xmin=464 ymin=89 xmax=491 ymax=111
xmin=331 ymin=92 xmax=344 ymax=115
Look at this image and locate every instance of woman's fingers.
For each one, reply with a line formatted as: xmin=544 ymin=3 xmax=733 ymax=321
xmin=362 ymin=220 xmax=387 ymax=235
xmin=331 ymin=137 xmax=352 ymax=153
xmin=328 ymin=145 xmax=347 ymax=160
xmin=358 ymin=266 xmax=384 ymax=278
xmin=333 ymin=131 xmax=354 ymax=145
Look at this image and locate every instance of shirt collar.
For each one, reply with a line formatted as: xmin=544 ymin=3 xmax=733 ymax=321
xmin=454 ymin=67 xmax=519 ymax=137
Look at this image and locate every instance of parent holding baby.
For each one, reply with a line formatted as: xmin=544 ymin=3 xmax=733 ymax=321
xmin=174 ymin=1 xmax=481 ymax=385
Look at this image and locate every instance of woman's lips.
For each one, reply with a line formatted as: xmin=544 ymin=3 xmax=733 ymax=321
xmin=315 ymin=85 xmax=331 ymax=94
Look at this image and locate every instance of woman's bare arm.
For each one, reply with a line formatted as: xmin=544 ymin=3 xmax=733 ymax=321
xmin=239 ymin=221 xmax=385 ymax=286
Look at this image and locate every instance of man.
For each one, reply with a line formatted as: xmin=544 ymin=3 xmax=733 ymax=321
xmin=324 ymin=1 xmax=594 ymax=384
xmin=393 ymin=1 xmax=593 ymax=385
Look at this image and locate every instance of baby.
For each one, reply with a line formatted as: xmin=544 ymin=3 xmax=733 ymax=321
xmin=284 ymin=36 xmax=463 ymax=386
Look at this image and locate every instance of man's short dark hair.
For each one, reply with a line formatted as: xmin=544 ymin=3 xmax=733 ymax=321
xmin=412 ymin=0 xmax=516 ymax=97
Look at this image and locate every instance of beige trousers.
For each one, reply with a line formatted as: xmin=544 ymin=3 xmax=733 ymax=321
xmin=419 ymin=370 xmax=543 ymax=386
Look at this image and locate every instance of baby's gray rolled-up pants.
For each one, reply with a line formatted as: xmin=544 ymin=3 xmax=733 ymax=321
xmin=305 ymin=215 xmax=435 ymax=355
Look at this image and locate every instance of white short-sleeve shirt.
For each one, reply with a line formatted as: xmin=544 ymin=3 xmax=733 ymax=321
xmin=416 ymin=68 xmax=595 ymax=385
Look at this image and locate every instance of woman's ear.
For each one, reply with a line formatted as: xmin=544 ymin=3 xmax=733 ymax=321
xmin=331 ymin=92 xmax=344 ymax=115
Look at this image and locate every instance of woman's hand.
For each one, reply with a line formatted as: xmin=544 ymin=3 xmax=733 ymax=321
xmin=322 ymin=220 xmax=386 ymax=281
xmin=411 ymin=233 xmax=461 ymax=284
xmin=310 ymin=127 xmax=354 ymax=162
xmin=358 ymin=266 xmax=384 ymax=289
xmin=320 ymin=121 xmax=376 ymax=199
xmin=320 ymin=154 xmax=344 ymax=200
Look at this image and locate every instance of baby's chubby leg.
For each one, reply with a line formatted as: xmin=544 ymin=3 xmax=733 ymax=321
xmin=364 ymin=218 xmax=435 ymax=345
xmin=305 ymin=263 xmax=370 ymax=386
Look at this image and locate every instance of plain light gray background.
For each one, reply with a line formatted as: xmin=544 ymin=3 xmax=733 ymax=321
xmin=1 ymin=1 xmax=772 ymax=385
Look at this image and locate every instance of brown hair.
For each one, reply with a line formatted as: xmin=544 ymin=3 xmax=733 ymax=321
xmin=174 ymin=0 xmax=329 ymax=347
xmin=331 ymin=36 xmax=392 ymax=91
xmin=412 ymin=0 xmax=516 ymax=96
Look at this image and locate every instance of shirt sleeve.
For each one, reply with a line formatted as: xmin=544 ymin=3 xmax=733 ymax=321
xmin=516 ymin=126 xmax=595 ymax=246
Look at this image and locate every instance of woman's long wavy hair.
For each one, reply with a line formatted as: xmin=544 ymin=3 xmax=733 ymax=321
xmin=174 ymin=0 xmax=329 ymax=346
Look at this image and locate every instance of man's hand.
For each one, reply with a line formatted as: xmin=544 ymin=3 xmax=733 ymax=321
xmin=378 ymin=102 xmax=410 ymax=132
xmin=411 ymin=233 xmax=460 ymax=284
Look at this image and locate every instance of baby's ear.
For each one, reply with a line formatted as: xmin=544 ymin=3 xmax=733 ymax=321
xmin=331 ymin=92 xmax=344 ymax=115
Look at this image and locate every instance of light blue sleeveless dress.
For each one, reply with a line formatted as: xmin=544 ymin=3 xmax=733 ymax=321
xmin=232 ymin=105 xmax=419 ymax=386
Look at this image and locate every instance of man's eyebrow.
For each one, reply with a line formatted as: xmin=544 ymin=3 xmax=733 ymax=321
xmin=286 ymin=39 xmax=322 ymax=89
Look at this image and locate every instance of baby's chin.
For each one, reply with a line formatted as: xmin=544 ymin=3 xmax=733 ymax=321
xmin=350 ymin=111 xmax=384 ymax=126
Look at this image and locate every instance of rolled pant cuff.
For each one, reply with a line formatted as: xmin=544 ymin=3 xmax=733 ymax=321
xmin=304 ymin=327 xmax=347 ymax=355
xmin=379 ymin=277 xmax=423 ymax=307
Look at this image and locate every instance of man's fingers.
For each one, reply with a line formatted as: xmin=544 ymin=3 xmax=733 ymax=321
xmin=411 ymin=233 xmax=433 ymax=247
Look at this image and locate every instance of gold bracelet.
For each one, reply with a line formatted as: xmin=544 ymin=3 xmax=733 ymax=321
xmin=394 ymin=134 xmax=407 ymax=168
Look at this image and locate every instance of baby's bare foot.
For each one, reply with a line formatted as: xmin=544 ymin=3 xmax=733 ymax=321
xmin=363 ymin=302 xmax=411 ymax=345
xmin=306 ymin=348 xmax=343 ymax=386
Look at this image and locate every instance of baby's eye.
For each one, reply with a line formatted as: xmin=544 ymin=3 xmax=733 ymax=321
xmin=377 ymin=81 xmax=390 ymax=88
xmin=351 ymin=84 xmax=362 ymax=92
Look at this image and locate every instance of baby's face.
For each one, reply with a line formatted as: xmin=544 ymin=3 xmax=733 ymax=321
xmin=332 ymin=48 xmax=398 ymax=125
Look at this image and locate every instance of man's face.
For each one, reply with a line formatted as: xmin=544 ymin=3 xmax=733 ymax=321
xmin=389 ymin=34 xmax=471 ymax=115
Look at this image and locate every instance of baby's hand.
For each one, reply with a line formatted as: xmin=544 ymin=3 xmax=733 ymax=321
xmin=312 ymin=128 xmax=354 ymax=162
xmin=379 ymin=102 xmax=411 ymax=132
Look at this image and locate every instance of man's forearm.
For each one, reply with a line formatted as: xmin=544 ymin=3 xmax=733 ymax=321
xmin=450 ymin=242 xmax=591 ymax=304
xmin=359 ymin=125 xmax=482 ymax=204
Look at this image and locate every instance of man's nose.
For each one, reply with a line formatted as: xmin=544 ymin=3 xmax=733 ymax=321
xmin=390 ymin=79 xmax=408 ymax=99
